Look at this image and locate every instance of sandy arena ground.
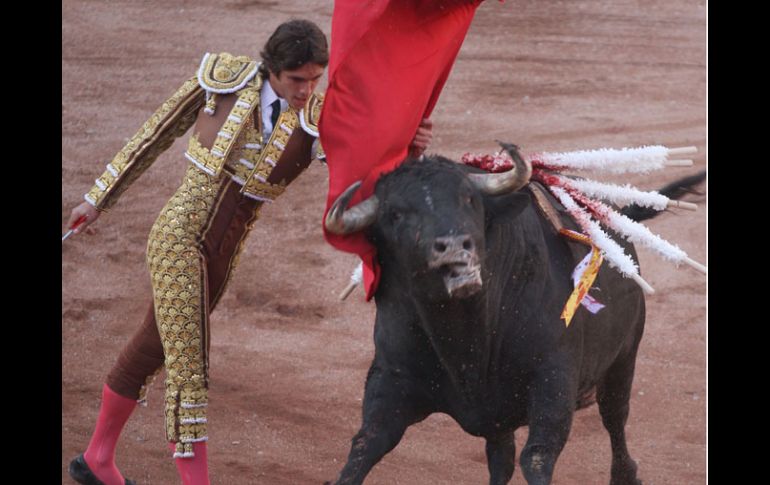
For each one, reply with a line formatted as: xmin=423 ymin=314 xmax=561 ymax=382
xmin=62 ymin=1 xmax=706 ymax=483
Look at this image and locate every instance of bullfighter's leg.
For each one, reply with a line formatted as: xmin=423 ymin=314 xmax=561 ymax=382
xmin=597 ymin=349 xmax=642 ymax=485
xmin=519 ymin=368 xmax=576 ymax=485
xmin=485 ymin=431 xmax=516 ymax=485
xmin=329 ymin=365 xmax=430 ymax=485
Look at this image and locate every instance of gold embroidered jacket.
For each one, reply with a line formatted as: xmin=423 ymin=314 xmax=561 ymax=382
xmin=84 ymin=52 xmax=323 ymax=210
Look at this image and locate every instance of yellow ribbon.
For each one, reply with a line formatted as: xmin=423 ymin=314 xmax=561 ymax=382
xmin=559 ymin=229 xmax=604 ymax=327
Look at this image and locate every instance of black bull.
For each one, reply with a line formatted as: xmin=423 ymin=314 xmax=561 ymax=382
xmin=325 ymin=148 xmax=701 ymax=485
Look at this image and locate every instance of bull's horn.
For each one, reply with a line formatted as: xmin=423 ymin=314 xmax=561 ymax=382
xmin=468 ymin=142 xmax=533 ymax=195
xmin=324 ymin=181 xmax=379 ymax=235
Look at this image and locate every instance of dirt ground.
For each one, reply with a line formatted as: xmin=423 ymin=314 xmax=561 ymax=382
xmin=62 ymin=1 xmax=707 ymax=484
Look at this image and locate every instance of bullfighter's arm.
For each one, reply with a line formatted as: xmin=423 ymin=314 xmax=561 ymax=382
xmin=82 ymin=77 xmax=205 ymax=211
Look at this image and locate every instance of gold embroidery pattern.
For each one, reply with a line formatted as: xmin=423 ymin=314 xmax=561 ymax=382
xmin=238 ymin=108 xmax=300 ymax=199
xmin=198 ymin=53 xmax=258 ymax=92
xmin=137 ymin=366 xmax=163 ymax=406
xmin=244 ymin=178 xmax=288 ymax=201
xmin=146 ymin=165 xmax=221 ymax=457
xmin=205 ymin=78 xmax=262 ymax=176
xmin=222 ymin=106 xmax=296 ymax=201
xmin=85 ymin=77 xmax=204 ymax=210
xmin=228 ymin=115 xmax=262 ymax=184
xmin=301 ymin=92 xmax=324 ymax=135
xmin=185 ymin=134 xmax=217 ymax=175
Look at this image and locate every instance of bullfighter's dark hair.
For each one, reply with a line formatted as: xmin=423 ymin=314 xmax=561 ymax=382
xmin=259 ymin=19 xmax=329 ymax=77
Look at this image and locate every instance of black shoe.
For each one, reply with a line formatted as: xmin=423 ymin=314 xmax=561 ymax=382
xmin=68 ymin=454 xmax=136 ymax=485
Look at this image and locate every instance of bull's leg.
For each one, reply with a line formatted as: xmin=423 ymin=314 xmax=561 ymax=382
xmin=328 ymin=366 xmax=429 ymax=485
xmin=519 ymin=370 xmax=576 ymax=485
xmin=597 ymin=350 xmax=642 ymax=485
xmin=485 ymin=431 xmax=516 ymax=485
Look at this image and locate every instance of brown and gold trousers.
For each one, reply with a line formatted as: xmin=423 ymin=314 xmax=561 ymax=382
xmin=105 ymin=165 xmax=261 ymax=458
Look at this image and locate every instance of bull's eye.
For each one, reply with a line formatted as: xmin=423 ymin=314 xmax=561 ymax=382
xmin=389 ymin=210 xmax=402 ymax=223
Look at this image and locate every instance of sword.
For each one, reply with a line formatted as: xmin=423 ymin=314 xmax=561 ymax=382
xmin=62 ymin=215 xmax=88 ymax=242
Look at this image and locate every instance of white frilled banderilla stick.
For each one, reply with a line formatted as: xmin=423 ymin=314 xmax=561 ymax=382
xmin=562 ymin=177 xmax=698 ymax=212
xmin=339 ymin=262 xmax=363 ymax=301
xmin=529 ymin=145 xmax=696 ymax=174
xmin=541 ymin=174 xmax=706 ymax=274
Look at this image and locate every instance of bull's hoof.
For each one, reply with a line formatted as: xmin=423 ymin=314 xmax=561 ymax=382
xmin=610 ymin=479 xmax=642 ymax=485
xmin=609 ymin=459 xmax=642 ymax=485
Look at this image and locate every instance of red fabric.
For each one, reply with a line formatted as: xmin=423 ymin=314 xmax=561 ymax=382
xmin=321 ymin=0 xmax=483 ymax=300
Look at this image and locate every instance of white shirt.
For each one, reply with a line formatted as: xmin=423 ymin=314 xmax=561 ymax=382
xmin=260 ymin=78 xmax=288 ymax=140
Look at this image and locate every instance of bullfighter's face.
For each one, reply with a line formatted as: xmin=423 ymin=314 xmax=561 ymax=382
xmin=269 ymin=62 xmax=325 ymax=110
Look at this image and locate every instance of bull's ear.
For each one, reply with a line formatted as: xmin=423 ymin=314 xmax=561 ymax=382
xmin=483 ymin=192 xmax=531 ymax=226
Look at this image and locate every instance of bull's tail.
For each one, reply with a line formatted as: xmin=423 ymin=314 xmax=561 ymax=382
xmin=621 ymin=170 xmax=706 ymax=222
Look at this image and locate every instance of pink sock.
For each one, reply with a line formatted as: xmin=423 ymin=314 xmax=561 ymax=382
xmin=169 ymin=441 xmax=211 ymax=485
xmin=83 ymin=384 xmax=137 ymax=485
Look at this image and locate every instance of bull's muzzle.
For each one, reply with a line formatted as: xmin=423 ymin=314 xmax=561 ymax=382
xmin=428 ymin=235 xmax=482 ymax=298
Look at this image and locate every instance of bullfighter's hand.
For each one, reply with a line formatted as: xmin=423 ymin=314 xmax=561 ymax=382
xmin=408 ymin=118 xmax=434 ymax=159
xmin=66 ymin=201 xmax=101 ymax=236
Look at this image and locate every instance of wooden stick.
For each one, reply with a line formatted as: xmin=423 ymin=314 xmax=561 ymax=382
xmin=666 ymin=146 xmax=698 ymax=156
xmin=667 ymin=200 xmax=698 ymax=211
xmin=339 ymin=281 xmax=358 ymax=301
xmin=629 ymin=273 xmax=655 ymax=295
xmin=684 ymin=257 xmax=707 ymax=275
xmin=665 ymin=159 xmax=694 ymax=167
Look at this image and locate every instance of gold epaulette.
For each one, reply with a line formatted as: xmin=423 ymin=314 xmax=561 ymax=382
xmin=84 ymin=76 xmax=205 ymax=211
xmin=197 ymin=52 xmax=259 ymax=93
xmin=299 ymin=92 xmax=323 ymax=137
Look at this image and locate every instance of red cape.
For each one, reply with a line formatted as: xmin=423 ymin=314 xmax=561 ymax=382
xmin=320 ymin=0 xmax=483 ymax=300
